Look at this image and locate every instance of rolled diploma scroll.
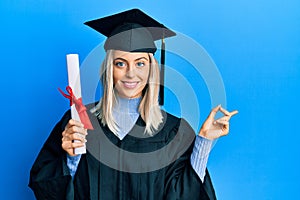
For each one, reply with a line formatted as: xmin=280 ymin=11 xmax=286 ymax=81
xmin=66 ymin=54 xmax=86 ymax=154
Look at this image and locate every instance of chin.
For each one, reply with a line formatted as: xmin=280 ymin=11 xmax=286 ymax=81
xmin=118 ymin=91 xmax=138 ymax=99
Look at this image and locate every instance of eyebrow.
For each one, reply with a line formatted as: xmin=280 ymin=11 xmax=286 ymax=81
xmin=113 ymin=56 xmax=149 ymax=62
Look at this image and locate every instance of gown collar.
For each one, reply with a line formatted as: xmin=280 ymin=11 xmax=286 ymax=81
xmin=114 ymin=95 xmax=141 ymax=114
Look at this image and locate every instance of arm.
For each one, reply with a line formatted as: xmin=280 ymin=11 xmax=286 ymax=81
xmin=29 ymin=111 xmax=74 ymax=200
xmin=164 ymin=119 xmax=216 ymax=200
xmin=190 ymin=105 xmax=238 ymax=182
xmin=29 ymin=111 xmax=87 ymax=199
xmin=190 ymin=136 xmax=213 ymax=182
xmin=63 ymin=119 xmax=87 ymax=178
xmin=165 ymin=105 xmax=238 ymax=200
xmin=191 ymin=105 xmax=238 ymax=181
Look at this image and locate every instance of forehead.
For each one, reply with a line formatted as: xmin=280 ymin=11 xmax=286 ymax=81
xmin=113 ymin=50 xmax=149 ymax=60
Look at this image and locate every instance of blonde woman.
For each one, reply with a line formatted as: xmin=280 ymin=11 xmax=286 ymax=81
xmin=29 ymin=9 xmax=237 ymax=200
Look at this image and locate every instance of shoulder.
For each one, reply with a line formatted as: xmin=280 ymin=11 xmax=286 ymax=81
xmin=161 ymin=110 xmax=193 ymax=133
xmin=157 ymin=111 xmax=195 ymax=144
xmin=85 ymin=102 xmax=99 ymax=110
xmin=86 ymin=102 xmax=100 ymax=118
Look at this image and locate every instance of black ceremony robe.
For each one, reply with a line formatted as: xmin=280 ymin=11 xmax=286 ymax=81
xmin=29 ymin=104 xmax=216 ymax=200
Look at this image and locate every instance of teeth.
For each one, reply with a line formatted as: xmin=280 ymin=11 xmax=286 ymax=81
xmin=125 ymin=82 xmax=136 ymax=86
xmin=123 ymin=81 xmax=138 ymax=88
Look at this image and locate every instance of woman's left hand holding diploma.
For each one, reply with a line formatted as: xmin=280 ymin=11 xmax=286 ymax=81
xmin=199 ymin=105 xmax=238 ymax=140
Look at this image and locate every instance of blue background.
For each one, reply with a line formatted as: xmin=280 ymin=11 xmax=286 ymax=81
xmin=1 ymin=0 xmax=299 ymax=199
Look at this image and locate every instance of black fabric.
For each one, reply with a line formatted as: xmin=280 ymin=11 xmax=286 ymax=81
xmin=84 ymin=9 xmax=175 ymax=53
xmin=105 ymin=22 xmax=157 ymax=53
xmin=84 ymin=9 xmax=176 ymax=43
xmin=29 ymin=103 xmax=217 ymax=200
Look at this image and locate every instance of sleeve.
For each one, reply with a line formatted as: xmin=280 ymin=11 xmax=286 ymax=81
xmin=164 ymin=119 xmax=216 ymax=200
xmin=190 ymin=136 xmax=213 ymax=182
xmin=67 ymin=154 xmax=81 ymax=178
xmin=28 ymin=110 xmax=75 ymax=200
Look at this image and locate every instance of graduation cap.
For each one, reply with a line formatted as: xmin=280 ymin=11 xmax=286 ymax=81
xmin=84 ymin=8 xmax=176 ymax=105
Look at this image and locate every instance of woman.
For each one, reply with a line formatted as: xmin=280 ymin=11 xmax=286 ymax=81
xmin=29 ymin=9 xmax=237 ymax=200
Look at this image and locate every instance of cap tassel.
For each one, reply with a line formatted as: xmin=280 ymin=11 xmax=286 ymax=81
xmin=159 ymin=38 xmax=165 ymax=105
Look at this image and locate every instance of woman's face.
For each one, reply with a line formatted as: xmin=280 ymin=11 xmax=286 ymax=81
xmin=113 ymin=50 xmax=150 ymax=98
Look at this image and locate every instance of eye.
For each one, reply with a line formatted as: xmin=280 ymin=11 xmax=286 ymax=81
xmin=136 ymin=62 xmax=145 ymax=67
xmin=114 ymin=61 xmax=126 ymax=67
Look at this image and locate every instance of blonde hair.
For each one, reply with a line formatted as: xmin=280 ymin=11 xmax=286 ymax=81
xmin=91 ymin=50 xmax=163 ymax=136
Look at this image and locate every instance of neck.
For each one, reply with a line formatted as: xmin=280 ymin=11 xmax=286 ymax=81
xmin=114 ymin=95 xmax=141 ymax=114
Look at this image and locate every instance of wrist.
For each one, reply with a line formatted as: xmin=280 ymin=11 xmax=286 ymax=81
xmin=198 ymin=128 xmax=205 ymax=137
xmin=198 ymin=128 xmax=213 ymax=140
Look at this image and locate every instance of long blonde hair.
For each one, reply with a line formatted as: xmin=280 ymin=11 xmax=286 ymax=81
xmin=91 ymin=50 xmax=163 ymax=136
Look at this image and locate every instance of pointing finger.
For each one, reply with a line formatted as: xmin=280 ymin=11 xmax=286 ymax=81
xmin=220 ymin=107 xmax=239 ymax=117
xmin=229 ymin=110 xmax=239 ymax=117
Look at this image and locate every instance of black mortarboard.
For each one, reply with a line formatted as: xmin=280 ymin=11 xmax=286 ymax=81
xmin=84 ymin=8 xmax=176 ymax=105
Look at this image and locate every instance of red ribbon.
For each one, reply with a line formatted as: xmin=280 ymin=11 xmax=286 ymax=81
xmin=58 ymin=86 xmax=94 ymax=130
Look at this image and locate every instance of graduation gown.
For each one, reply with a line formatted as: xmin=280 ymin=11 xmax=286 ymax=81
xmin=29 ymin=103 xmax=216 ymax=200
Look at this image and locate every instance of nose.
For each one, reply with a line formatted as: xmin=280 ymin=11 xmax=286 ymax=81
xmin=125 ymin=63 xmax=135 ymax=78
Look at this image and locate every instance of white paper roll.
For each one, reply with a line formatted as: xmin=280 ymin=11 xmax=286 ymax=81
xmin=66 ymin=54 xmax=86 ymax=154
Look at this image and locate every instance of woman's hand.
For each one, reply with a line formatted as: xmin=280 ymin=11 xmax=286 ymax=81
xmin=62 ymin=119 xmax=88 ymax=156
xmin=199 ymin=105 xmax=238 ymax=140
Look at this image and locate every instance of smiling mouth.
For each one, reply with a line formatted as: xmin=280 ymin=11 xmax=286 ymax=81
xmin=122 ymin=81 xmax=139 ymax=89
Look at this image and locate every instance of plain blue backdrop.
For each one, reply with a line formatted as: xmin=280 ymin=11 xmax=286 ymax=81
xmin=1 ymin=0 xmax=299 ymax=199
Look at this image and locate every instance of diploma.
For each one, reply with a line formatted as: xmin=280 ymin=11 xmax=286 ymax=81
xmin=59 ymin=54 xmax=93 ymax=154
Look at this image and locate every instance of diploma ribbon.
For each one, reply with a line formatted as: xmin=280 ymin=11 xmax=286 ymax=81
xmin=58 ymin=86 xmax=94 ymax=130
